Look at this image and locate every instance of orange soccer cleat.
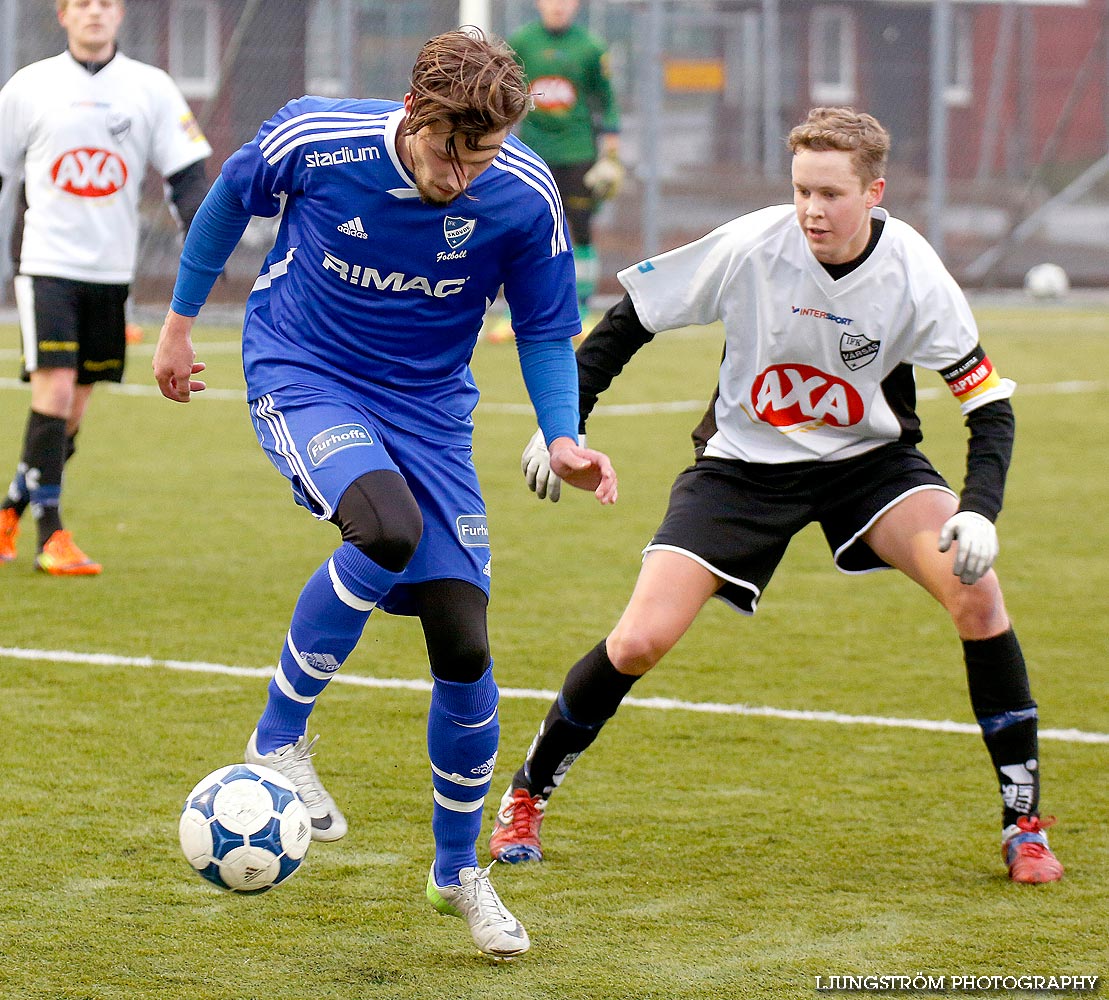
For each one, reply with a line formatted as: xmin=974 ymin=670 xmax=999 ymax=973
xmin=35 ymin=530 xmax=102 ymax=576
xmin=0 ymin=507 xmax=19 ymax=562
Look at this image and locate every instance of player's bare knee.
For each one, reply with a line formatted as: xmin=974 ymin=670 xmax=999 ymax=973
xmin=605 ymin=627 xmax=668 ymax=675
xmin=333 ymin=470 xmax=423 ymax=573
xmin=944 ymin=575 xmax=1008 ymax=636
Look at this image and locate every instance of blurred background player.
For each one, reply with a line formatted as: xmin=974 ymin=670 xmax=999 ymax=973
xmin=0 ymin=0 xmax=211 ymax=575
xmin=490 ymin=0 xmax=623 ymax=341
xmin=492 ymin=106 xmax=1063 ymax=886
xmin=153 ymin=28 xmax=616 ymax=958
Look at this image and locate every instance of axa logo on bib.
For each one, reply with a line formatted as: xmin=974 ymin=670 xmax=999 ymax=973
xmin=530 ymin=75 xmax=577 ymax=112
xmin=52 ymin=148 xmax=127 ymax=197
xmin=751 ymin=364 xmax=864 ymax=428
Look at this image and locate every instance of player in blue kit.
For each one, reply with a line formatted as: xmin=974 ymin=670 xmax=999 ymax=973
xmin=153 ymin=28 xmax=617 ymax=959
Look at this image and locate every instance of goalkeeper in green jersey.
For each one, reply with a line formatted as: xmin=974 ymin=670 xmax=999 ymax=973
xmin=510 ymin=0 xmax=623 ymax=320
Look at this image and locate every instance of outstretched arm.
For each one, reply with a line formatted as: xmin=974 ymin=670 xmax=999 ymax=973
xmin=516 ymin=337 xmax=617 ymax=505
xmin=153 ymin=175 xmax=253 ymax=402
xmin=520 ymin=294 xmax=654 ymax=501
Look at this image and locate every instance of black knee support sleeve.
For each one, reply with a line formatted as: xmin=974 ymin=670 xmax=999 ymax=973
xmin=413 ymin=579 xmax=491 ymax=683
xmin=331 ymin=470 xmax=422 ymax=573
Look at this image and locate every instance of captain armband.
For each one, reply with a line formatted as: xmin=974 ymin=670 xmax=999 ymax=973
xmin=940 ymin=346 xmax=1016 ymax=415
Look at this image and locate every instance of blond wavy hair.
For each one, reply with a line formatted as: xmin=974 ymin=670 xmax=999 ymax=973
xmin=787 ymin=107 xmax=890 ymax=184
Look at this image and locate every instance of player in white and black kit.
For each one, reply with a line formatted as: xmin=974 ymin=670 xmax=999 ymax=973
xmin=0 ymin=0 xmax=211 ymax=574
xmin=490 ymin=107 xmax=1064 ymax=885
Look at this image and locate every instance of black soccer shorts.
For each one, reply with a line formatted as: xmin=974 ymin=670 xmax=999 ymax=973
xmin=645 ymin=442 xmax=954 ymax=614
xmin=14 ymin=274 xmax=129 ymax=384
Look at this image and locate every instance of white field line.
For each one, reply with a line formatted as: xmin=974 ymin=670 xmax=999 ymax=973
xmin=0 ymin=375 xmax=247 ymax=401
xmin=0 ymin=340 xmax=245 ymax=362
xmin=1 ymin=372 xmax=1106 ymax=412
xmin=1 ymin=645 xmax=1106 ymax=744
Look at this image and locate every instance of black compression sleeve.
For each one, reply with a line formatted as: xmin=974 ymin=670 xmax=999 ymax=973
xmin=959 ymin=399 xmax=1015 ymax=521
xmin=166 ymin=159 xmax=210 ymax=232
xmin=575 ymin=293 xmax=656 ymax=433
xmin=9 ymin=182 xmax=27 ymax=269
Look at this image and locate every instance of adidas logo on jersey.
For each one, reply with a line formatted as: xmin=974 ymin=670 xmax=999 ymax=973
xmin=337 ymin=216 xmax=368 ymax=239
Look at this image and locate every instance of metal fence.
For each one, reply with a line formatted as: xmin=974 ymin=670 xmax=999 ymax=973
xmin=1 ymin=0 xmax=1107 ymax=302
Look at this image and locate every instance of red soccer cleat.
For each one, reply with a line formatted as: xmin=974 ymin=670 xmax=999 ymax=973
xmin=489 ymin=786 xmax=546 ymax=863
xmin=1003 ymin=815 xmax=1064 ymax=884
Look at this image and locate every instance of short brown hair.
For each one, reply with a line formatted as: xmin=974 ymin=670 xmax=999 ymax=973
xmin=56 ymin=0 xmax=124 ymax=13
xmin=404 ymin=27 xmax=530 ymax=155
xmin=787 ymin=107 xmax=890 ymax=184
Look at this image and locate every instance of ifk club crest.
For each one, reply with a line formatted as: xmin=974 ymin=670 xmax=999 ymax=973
xmin=444 ymin=215 xmax=476 ymax=249
xmin=840 ymin=331 xmax=880 ymax=371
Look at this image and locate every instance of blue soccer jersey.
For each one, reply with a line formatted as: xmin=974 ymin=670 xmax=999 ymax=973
xmin=219 ymin=97 xmax=580 ymax=442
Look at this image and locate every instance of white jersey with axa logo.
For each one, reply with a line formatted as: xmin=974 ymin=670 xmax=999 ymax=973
xmin=0 ymin=51 xmax=211 ymax=283
xmin=619 ymin=205 xmax=1015 ymax=464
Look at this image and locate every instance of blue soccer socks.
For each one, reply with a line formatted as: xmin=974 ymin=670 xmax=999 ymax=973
xmin=428 ymin=666 xmax=499 ymax=885
xmin=256 ymin=542 xmax=398 ymax=752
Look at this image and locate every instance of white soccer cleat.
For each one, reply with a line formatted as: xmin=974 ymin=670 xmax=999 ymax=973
xmin=245 ymin=730 xmax=348 ymax=842
xmin=426 ymin=862 xmax=531 ymax=959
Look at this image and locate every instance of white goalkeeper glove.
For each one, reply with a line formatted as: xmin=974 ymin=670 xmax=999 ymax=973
xmin=521 ymin=429 xmax=588 ymax=502
xmin=583 ymin=155 xmax=625 ymax=200
xmin=937 ymin=511 xmax=998 ymax=585
xmin=521 ymin=428 xmax=561 ymax=502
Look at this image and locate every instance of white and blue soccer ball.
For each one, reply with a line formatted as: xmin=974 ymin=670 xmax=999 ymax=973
xmin=1023 ymin=262 xmax=1070 ymax=299
xmin=179 ymin=763 xmax=312 ymax=893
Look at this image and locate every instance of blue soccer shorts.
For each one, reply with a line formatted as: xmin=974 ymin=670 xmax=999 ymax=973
xmin=249 ymin=383 xmax=491 ymax=616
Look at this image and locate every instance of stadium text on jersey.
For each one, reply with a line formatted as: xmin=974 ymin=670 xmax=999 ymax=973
xmin=304 ymin=145 xmax=379 ymax=168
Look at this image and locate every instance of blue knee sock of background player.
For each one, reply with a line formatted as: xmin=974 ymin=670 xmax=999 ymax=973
xmin=256 ymin=541 xmax=399 ymax=752
xmin=428 ymin=666 xmax=499 ymax=885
